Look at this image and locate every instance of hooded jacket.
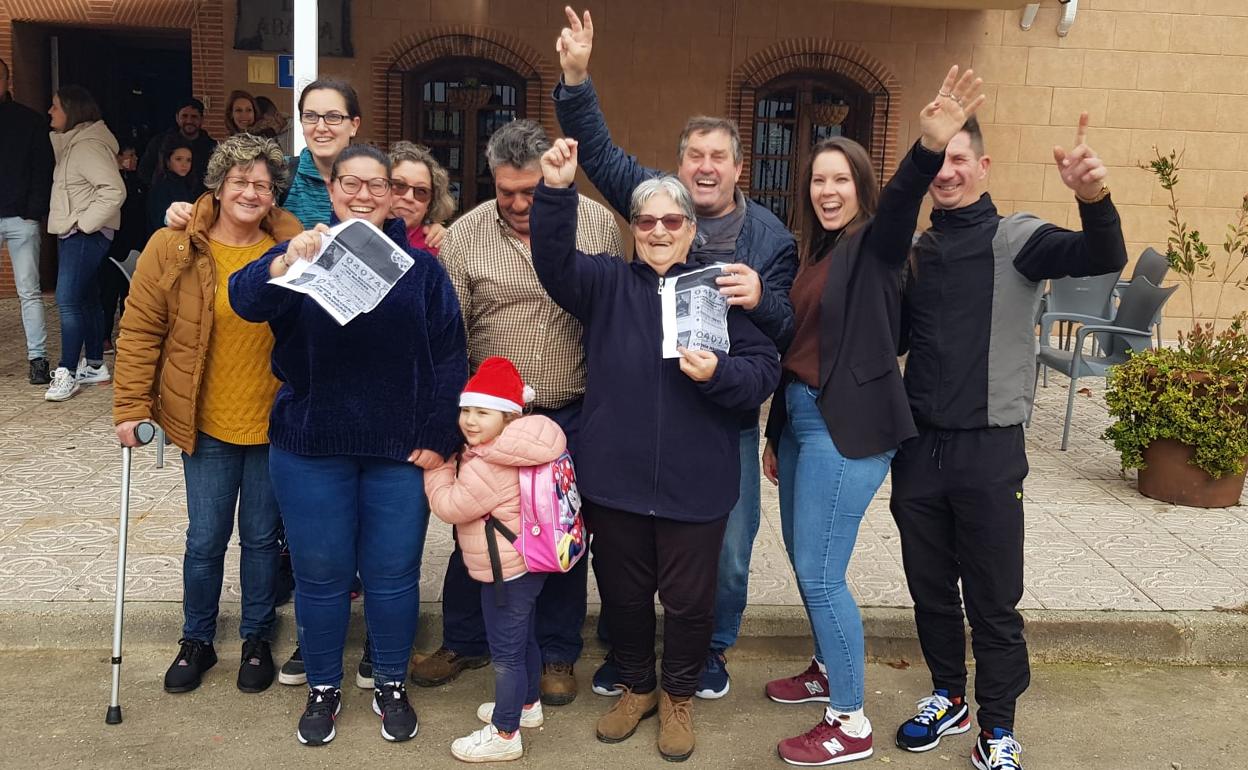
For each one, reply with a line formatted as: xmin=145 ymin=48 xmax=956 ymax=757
xmin=424 ymin=415 xmax=567 ymax=582
xmin=48 ymin=119 xmax=125 ymax=235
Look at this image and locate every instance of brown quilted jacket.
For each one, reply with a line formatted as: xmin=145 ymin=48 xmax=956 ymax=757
xmin=112 ymin=192 xmax=303 ymax=454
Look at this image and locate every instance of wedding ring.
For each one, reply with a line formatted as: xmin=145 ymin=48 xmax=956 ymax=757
xmin=938 ymin=90 xmax=953 ymax=99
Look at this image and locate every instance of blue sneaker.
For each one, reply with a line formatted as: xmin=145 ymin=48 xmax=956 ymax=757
xmin=895 ymin=689 xmax=970 ymax=752
xmin=694 ymin=650 xmax=730 ymax=699
xmin=591 ymin=651 xmax=622 ymax=697
xmin=971 ymin=728 xmax=1023 ymax=770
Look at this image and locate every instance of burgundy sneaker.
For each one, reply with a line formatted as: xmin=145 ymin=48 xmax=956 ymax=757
xmin=778 ymin=718 xmax=873 ymax=766
xmin=765 ymin=658 xmax=831 ymax=704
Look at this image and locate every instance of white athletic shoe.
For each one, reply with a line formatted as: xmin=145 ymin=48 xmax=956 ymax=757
xmin=451 ymin=723 xmax=523 ymax=762
xmin=477 ymin=700 xmax=544 ymax=728
xmin=45 ymin=367 xmax=81 ymax=402
xmin=76 ymin=360 xmax=111 ymax=384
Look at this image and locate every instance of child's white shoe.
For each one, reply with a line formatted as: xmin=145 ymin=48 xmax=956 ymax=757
xmin=477 ymin=700 xmax=544 ymax=728
xmin=451 ymin=723 xmax=523 ymax=762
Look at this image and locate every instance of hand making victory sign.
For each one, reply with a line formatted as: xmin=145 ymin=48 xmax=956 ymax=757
xmin=556 ymin=6 xmax=594 ymax=87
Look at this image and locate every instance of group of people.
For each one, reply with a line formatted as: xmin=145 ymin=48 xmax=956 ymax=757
xmin=4 ymin=7 xmax=1130 ymax=769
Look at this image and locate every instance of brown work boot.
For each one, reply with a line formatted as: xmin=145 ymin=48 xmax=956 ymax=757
xmin=658 ymin=691 xmax=695 ymax=761
xmin=595 ymin=686 xmax=659 ymax=743
xmin=540 ymin=661 xmax=578 ymax=705
xmin=409 ymin=646 xmax=490 ymax=687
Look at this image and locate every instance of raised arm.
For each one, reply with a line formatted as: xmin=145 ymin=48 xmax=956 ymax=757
xmin=553 ymin=7 xmax=657 ymax=216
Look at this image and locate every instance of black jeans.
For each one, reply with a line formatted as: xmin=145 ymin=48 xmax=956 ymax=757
xmin=584 ymin=501 xmax=727 ymax=698
xmin=438 ymin=399 xmax=588 ymax=664
xmin=889 ymin=425 xmax=1030 ymax=732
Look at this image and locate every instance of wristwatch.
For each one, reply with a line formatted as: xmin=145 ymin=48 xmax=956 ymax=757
xmin=1076 ymin=184 xmax=1110 ymax=204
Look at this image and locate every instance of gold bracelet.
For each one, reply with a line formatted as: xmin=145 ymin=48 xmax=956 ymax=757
xmin=1076 ymin=184 xmax=1110 ymax=205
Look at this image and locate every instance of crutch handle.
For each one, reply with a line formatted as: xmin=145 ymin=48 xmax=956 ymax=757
xmin=133 ymin=421 xmax=156 ymax=446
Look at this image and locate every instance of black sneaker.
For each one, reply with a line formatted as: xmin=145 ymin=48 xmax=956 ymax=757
xmin=372 ymin=680 xmax=419 ymax=742
xmin=237 ymin=635 xmax=275 ymax=693
xmin=163 ymin=638 xmax=217 ymax=693
xmin=278 ymin=645 xmax=306 ymax=686
xmin=356 ymin=635 xmax=373 ymax=689
xmin=896 ymin=688 xmax=970 ymax=752
xmin=297 ymin=686 xmax=342 ymax=746
xmin=972 ymin=728 xmax=1024 ymax=770
xmin=28 ymin=357 xmax=50 ymax=385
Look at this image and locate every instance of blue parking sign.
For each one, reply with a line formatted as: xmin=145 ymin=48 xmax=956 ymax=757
xmin=278 ymin=55 xmax=294 ymax=89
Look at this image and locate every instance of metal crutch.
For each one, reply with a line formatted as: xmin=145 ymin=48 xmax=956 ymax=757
xmin=106 ymin=420 xmax=157 ymax=725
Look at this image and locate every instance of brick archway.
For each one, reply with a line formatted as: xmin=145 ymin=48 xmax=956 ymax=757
xmin=727 ymin=39 xmax=902 ymax=190
xmin=0 ymin=0 xmax=226 ymax=137
xmin=372 ymin=26 xmax=560 ymax=149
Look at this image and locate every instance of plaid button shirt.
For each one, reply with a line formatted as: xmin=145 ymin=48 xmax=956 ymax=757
xmin=439 ymin=195 xmax=623 ymax=409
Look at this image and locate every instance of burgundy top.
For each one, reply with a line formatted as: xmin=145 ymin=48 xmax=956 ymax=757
xmin=406 ymin=224 xmax=440 ymax=257
xmin=781 ymin=254 xmax=833 ymax=388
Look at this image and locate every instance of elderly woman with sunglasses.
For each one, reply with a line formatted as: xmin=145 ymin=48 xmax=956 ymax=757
xmin=388 ymin=141 xmax=455 ymax=255
xmin=529 ymin=138 xmax=779 ymax=762
xmin=229 ymin=143 xmax=467 ymax=748
xmin=114 ymin=133 xmax=303 ymax=696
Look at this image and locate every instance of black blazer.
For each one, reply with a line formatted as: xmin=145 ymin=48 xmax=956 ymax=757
xmin=765 ymin=141 xmax=943 ymax=459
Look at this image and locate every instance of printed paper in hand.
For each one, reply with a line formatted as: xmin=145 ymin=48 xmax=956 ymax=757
xmin=660 ymin=263 xmax=731 ymax=358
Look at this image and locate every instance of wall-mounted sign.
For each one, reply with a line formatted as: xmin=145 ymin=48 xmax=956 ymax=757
xmin=234 ymin=0 xmax=353 ymax=58
xmin=278 ymin=55 xmax=294 ymax=89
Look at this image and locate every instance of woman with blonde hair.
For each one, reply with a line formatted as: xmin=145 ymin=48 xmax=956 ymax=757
xmin=388 ymin=141 xmax=455 ymax=254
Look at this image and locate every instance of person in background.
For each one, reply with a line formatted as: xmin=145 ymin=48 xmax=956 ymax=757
xmin=114 ymin=133 xmax=301 ymax=697
xmin=225 ymin=89 xmax=259 ymax=136
xmin=252 ymin=95 xmax=291 ymax=154
xmin=98 ymin=143 xmax=145 ymax=354
xmin=388 ymin=141 xmax=454 ymax=255
xmin=44 ymin=84 xmax=125 ymax=402
xmin=0 ymin=56 xmax=55 ymax=385
xmin=146 ymin=136 xmax=198 ymax=234
xmin=139 ymin=97 xmax=216 ymax=186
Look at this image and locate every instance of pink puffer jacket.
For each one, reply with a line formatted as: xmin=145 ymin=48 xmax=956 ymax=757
xmin=424 ymin=415 xmax=566 ymax=582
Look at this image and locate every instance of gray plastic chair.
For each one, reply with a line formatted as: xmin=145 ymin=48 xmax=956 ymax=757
xmin=108 ymin=249 xmax=169 ymax=468
xmin=1114 ymin=247 xmax=1170 ymax=347
xmin=1036 ymin=275 xmax=1178 ymax=450
xmin=1037 ymin=270 xmax=1122 ymax=385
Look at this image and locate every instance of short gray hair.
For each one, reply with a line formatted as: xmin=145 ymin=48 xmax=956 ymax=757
xmin=677 ymin=117 xmax=743 ymax=166
xmin=485 ymin=119 xmax=550 ymax=173
xmin=629 ymin=175 xmax=696 ymax=223
xmin=203 ymin=133 xmax=290 ymax=194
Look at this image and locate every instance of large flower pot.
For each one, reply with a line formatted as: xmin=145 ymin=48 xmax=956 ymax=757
xmin=1138 ymin=438 xmax=1247 ymax=508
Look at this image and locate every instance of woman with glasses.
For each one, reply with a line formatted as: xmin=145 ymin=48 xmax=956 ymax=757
xmin=229 ymin=143 xmax=468 ymax=748
xmin=388 ymin=141 xmax=455 ymax=255
xmin=113 ymin=134 xmax=303 ymax=696
xmin=529 ymin=139 xmax=779 ymax=762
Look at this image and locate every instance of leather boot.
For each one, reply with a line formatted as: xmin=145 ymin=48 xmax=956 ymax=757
xmin=595 ymin=686 xmax=659 ymax=743
xmin=658 ymin=690 xmax=695 ymax=761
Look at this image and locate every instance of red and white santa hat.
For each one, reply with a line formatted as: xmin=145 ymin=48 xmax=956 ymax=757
xmin=459 ymin=356 xmax=535 ymax=414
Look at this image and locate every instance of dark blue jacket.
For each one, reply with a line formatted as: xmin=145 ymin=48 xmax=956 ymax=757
xmin=531 ymin=182 xmax=780 ymax=522
xmin=553 ymin=77 xmax=798 ymax=350
xmin=228 ymin=217 xmax=468 ymax=462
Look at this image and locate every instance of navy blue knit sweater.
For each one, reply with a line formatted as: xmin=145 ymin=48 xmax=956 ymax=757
xmin=228 ymin=217 xmax=468 ymax=461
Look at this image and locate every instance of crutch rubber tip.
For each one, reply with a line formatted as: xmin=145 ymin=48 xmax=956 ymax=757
xmin=105 ymin=705 xmax=122 ymax=725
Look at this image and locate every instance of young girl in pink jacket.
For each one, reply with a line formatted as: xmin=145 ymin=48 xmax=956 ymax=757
xmin=424 ymin=357 xmax=567 ymax=763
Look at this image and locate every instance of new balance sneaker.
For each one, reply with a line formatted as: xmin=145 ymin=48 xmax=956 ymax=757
xmin=477 ymin=700 xmax=545 ymax=728
xmin=278 ymin=645 xmax=306 ymax=685
xmin=591 ymin=651 xmax=623 ymax=697
xmin=28 ymin=357 xmax=50 ymax=385
xmin=971 ymin=728 xmax=1023 ymax=770
xmin=765 ymin=658 xmax=830 ymax=704
xmin=895 ymin=689 xmax=970 ymax=752
xmin=44 ymin=367 xmax=81 ymax=402
xmin=356 ymin=636 xmax=373 ymax=689
xmin=451 ymin=723 xmax=524 ymax=762
xmin=297 ymin=686 xmax=341 ymax=746
xmin=373 ymin=680 xmax=419 ymax=742
xmin=777 ymin=717 xmax=873 ymax=766
xmin=75 ymin=359 xmax=111 ymax=384
xmin=163 ymin=638 xmax=217 ymax=693
xmin=237 ymin=634 xmax=275 ymax=693
xmin=695 ymin=650 xmax=730 ymax=699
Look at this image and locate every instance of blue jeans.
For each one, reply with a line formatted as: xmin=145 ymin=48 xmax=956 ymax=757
xmin=777 ymin=382 xmax=894 ymax=712
xmin=269 ymin=447 xmax=430 ymax=687
xmin=0 ymin=217 xmax=47 ymax=359
xmin=181 ymin=433 xmax=281 ymax=641
xmin=710 ymin=424 xmax=762 ymax=652
xmin=481 ymin=572 xmax=546 ymax=733
xmin=54 ymin=231 xmax=110 ymax=370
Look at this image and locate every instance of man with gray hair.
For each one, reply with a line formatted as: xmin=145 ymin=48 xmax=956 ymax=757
xmin=0 ymin=57 xmax=55 ymax=385
xmin=411 ymin=118 xmax=622 ymax=706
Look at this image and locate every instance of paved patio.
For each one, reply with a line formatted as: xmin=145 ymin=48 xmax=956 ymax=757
xmin=0 ymin=297 xmax=1245 ymax=615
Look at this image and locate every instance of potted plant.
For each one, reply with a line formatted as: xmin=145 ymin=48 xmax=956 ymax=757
xmin=1102 ymin=150 xmax=1248 ymax=507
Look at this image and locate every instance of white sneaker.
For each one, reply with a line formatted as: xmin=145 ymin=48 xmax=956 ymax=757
xmin=450 ymin=724 xmax=523 ymax=762
xmin=477 ymin=700 xmax=544 ymax=728
xmin=76 ymin=360 xmax=111 ymax=384
xmin=45 ymin=367 xmax=81 ymax=402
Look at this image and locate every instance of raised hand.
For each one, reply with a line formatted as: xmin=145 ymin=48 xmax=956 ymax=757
xmin=1053 ymin=112 xmax=1108 ymax=201
xmin=556 ymin=6 xmax=594 ymax=86
xmin=269 ymin=223 xmax=329 ymax=277
xmin=540 ymin=138 xmax=579 ymax=189
xmin=918 ymin=65 xmax=986 ymax=153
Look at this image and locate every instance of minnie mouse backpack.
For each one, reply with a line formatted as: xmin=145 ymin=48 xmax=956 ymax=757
xmin=515 ymin=450 xmax=586 ymax=572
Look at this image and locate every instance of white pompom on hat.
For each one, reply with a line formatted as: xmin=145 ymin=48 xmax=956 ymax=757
xmin=459 ymin=356 xmax=535 ymax=414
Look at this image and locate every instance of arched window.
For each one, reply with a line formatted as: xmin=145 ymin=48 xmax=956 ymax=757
xmin=404 ymin=58 xmax=526 ymax=216
xmin=750 ymin=72 xmax=880 ymax=235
